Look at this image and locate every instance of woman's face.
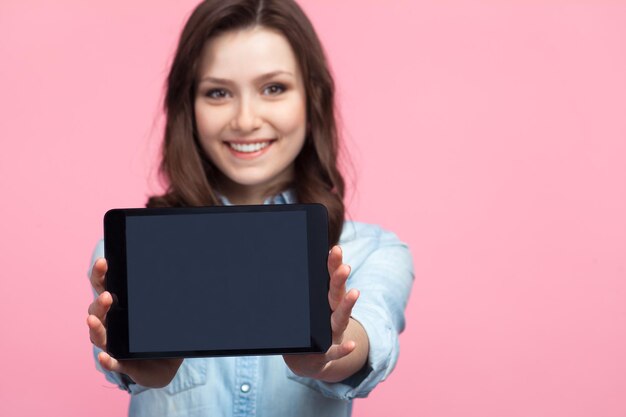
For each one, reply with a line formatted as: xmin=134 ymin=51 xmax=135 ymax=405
xmin=194 ymin=27 xmax=307 ymax=204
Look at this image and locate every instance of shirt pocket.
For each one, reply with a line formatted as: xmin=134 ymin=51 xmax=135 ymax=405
xmin=164 ymin=358 xmax=209 ymax=395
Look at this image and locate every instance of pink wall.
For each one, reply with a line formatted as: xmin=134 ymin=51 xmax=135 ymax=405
xmin=1 ymin=1 xmax=625 ymax=416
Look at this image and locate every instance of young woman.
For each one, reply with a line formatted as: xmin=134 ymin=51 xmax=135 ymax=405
xmin=86 ymin=1 xmax=413 ymax=416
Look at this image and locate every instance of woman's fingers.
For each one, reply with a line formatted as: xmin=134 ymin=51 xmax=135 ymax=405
xmin=90 ymin=258 xmax=107 ymax=295
xmin=87 ymin=314 xmax=107 ymax=350
xmin=98 ymin=351 xmax=138 ymax=377
xmin=87 ymin=276 xmax=112 ymax=351
xmin=98 ymin=351 xmax=123 ymax=373
xmin=327 ymin=245 xmax=342 ymax=273
xmin=328 ymin=263 xmax=350 ymax=311
xmin=98 ymin=352 xmax=184 ymax=388
xmin=87 ymin=291 xmax=112 ymax=322
xmin=331 ymin=289 xmax=359 ymax=343
xmin=87 ymin=292 xmax=113 ymax=350
xmin=324 ymin=340 xmax=356 ymax=362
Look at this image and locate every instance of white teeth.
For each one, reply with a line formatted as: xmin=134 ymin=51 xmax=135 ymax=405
xmin=228 ymin=141 xmax=271 ymax=153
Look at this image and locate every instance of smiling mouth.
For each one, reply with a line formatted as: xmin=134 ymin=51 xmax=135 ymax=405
xmin=225 ymin=139 xmax=276 ymax=154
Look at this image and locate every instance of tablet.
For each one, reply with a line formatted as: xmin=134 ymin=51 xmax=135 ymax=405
xmin=103 ymin=203 xmax=331 ymax=360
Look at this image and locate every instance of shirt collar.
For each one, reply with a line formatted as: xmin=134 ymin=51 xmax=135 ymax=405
xmin=218 ymin=188 xmax=296 ymax=206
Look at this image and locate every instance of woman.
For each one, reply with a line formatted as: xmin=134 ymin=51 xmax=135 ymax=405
xmin=86 ymin=1 xmax=413 ymax=415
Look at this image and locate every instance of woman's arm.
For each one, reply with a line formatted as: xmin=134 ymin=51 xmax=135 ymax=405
xmin=285 ymin=223 xmax=415 ymax=399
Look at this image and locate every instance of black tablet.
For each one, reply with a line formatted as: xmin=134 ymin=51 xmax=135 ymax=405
xmin=103 ymin=203 xmax=331 ymax=360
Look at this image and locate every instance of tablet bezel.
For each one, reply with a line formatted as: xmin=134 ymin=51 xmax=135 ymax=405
xmin=103 ymin=203 xmax=332 ymax=359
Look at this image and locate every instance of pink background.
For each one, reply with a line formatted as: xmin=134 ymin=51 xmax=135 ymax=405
xmin=1 ymin=0 xmax=625 ymax=416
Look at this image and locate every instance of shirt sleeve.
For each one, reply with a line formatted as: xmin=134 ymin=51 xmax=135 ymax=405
xmin=287 ymin=225 xmax=415 ymax=400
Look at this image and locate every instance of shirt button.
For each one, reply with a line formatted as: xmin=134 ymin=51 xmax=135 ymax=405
xmin=240 ymin=383 xmax=251 ymax=393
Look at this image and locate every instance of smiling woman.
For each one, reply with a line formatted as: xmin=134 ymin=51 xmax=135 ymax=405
xmin=85 ymin=1 xmax=414 ymax=416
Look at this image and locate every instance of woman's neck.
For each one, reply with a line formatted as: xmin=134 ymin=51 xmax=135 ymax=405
xmin=216 ymin=180 xmax=291 ymax=206
xmin=215 ymin=166 xmax=295 ymax=205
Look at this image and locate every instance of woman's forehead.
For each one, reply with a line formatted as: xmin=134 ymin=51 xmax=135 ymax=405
xmin=197 ymin=27 xmax=301 ymax=80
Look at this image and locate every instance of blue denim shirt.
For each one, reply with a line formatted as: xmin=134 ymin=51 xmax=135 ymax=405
xmin=89 ymin=190 xmax=414 ymax=417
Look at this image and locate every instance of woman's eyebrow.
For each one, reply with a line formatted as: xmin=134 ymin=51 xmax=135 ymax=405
xmin=199 ymin=70 xmax=294 ymax=84
xmin=255 ymin=70 xmax=294 ymax=82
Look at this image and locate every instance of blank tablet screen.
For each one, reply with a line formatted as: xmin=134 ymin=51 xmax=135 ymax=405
xmin=124 ymin=210 xmax=310 ymax=353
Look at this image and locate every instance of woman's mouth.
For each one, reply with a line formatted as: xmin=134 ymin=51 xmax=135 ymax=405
xmin=225 ymin=139 xmax=276 ymax=159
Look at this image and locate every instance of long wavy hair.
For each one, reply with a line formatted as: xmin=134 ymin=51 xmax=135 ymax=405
xmin=147 ymin=0 xmax=346 ymax=246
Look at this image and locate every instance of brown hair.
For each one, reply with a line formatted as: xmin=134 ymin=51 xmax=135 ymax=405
xmin=147 ymin=0 xmax=346 ymax=246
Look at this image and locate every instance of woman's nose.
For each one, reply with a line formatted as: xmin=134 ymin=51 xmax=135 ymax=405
xmin=230 ymin=97 xmax=262 ymax=132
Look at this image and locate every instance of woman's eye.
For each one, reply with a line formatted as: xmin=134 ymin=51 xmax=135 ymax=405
xmin=263 ymin=84 xmax=286 ymax=96
xmin=205 ymin=88 xmax=230 ymax=99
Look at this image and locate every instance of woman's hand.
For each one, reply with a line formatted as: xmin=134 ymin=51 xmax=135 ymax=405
xmin=87 ymin=257 xmax=183 ymax=389
xmin=283 ymin=245 xmax=369 ymax=382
